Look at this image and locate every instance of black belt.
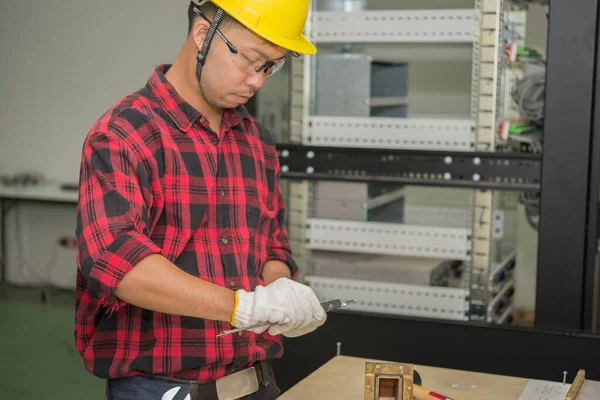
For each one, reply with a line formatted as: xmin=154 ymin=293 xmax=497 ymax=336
xmin=141 ymin=360 xmax=271 ymax=400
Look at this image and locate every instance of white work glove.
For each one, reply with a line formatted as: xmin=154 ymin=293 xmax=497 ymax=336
xmin=231 ymin=278 xmax=327 ymax=337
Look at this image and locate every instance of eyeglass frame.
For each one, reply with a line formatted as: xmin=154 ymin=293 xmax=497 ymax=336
xmin=192 ymin=7 xmax=297 ymax=77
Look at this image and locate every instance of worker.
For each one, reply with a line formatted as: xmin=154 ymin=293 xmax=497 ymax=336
xmin=74 ymin=1 xmax=325 ymax=399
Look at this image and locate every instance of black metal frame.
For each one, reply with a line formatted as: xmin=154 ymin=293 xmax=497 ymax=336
xmin=270 ymin=0 xmax=600 ymax=390
xmin=278 ymin=144 xmax=541 ymax=191
xmin=535 ymin=0 xmax=600 ymax=332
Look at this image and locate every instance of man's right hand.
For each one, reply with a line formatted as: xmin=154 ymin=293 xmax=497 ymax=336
xmin=230 ymin=278 xmax=327 ymax=337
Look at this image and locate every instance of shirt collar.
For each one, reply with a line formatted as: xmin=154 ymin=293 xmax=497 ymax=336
xmin=146 ymin=64 xmax=252 ymax=133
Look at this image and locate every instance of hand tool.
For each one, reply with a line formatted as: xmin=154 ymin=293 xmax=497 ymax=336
xmin=218 ymin=299 xmax=356 ymax=337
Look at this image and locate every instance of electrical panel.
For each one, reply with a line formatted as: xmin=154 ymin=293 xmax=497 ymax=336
xmin=267 ymin=0 xmax=540 ymax=325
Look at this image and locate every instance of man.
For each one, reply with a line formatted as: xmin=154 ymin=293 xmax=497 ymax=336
xmin=74 ymin=1 xmax=325 ymax=399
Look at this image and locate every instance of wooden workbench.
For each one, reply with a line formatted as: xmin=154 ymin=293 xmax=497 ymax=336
xmin=280 ymin=355 xmax=530 ymax=400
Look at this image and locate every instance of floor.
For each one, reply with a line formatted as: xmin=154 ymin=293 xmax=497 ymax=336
xmin=0 ymin=286 xmax=105 ymax=399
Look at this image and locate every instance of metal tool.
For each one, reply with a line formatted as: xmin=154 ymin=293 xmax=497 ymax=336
xmin=218 ymin=299 xmax=356 ymax=337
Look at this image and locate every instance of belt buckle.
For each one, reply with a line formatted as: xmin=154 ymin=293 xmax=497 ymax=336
xmin=215 ymin=366 xmax=259 ymax=400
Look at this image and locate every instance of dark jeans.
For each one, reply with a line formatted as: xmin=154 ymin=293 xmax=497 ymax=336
xmin=106 ymin=362 xmax=281 ymax=400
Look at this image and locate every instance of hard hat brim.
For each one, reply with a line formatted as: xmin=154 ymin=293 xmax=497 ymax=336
xmin=272 ymin=34 xmax=317 ymax=55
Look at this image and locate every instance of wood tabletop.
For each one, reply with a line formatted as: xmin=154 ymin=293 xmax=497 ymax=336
xmin=280 ymin=355 xmax=529 ymax=400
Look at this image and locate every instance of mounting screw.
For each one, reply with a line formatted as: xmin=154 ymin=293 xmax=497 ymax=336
xmin=281 ymin=150 xmax=290 ymax=158
xmin=336 ymin=342 xmax=342 ymax=356
xmin=473 ymin=173 xmax=481 ymax=181
xmin=376 ymin=365 xmax=381 ymax=369
xmin=306 ymin=166 xmax=315 ymax=174
xmin=563 ymin=371 xmax=568 ymax=384
xmin=281 ymin=165 xmax=289 ymax=173
xmin=473 ymin=157 xmax=481 ymax=165
xmin=366 ymin=385 xmax=371 ymax=390
xmin=444 ymin=156 xmax=453 ymax=164
xmin=443 ymin=173 xmax=452 ymax=180
xmin=306 ymin=151 xmax=315 ymax=159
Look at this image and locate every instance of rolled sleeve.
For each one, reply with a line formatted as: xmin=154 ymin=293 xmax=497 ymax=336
xmin=76 ymin=130 xmax=161 ymax=312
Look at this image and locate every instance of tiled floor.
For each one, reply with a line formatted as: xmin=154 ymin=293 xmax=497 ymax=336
xmin=0 ymin=286 xmax=105 ymax=399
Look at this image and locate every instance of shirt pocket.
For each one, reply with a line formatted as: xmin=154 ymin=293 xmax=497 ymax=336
xmin=246 ymin=203 xmax=275 ymax=240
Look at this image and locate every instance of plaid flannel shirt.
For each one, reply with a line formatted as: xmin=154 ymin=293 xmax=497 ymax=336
xmin=75 ymin=64 xmax=298 ymax=381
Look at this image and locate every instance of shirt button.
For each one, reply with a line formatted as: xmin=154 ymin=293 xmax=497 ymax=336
xmin=238 ymin=331 xmax=243 ymax=337
xmin=222 ymin=238 xmax=229 ymax=245
xmin=229 ymin=281 xmax=236 ymax=287
xmin=220 ymin=190 xmax=226 ymax=197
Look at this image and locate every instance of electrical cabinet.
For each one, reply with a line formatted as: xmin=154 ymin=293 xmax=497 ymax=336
xmin=270 ymin=0 xmax=536 ymax=325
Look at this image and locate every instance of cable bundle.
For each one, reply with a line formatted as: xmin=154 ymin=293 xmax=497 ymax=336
xmin=511 ymin=69 xmax=546 ymax=124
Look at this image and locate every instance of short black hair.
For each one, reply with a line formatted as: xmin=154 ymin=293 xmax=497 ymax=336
xmin=187 ymin=1 xmax=237 ymax=35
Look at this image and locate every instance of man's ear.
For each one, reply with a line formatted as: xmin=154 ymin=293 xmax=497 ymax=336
xmin=191 ymin=18 xmax=210 ymax=51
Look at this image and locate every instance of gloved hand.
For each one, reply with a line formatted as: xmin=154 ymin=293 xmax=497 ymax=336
xmin=230 ymin=278 xmax=327 ymax=337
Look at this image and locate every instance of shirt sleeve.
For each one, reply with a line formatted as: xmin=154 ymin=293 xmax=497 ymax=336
xmin=76 ymin=130 xmax=162 ymax=312
xmin=267 ymin=171 xmax=299 ymax=280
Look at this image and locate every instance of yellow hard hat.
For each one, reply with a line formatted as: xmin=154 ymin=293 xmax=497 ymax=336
xmin=197 ymin=0 xmax=316 ymax=55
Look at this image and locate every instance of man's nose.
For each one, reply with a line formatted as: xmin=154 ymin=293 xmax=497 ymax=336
xmin=245 ymin=72 xmax=267 ymax=90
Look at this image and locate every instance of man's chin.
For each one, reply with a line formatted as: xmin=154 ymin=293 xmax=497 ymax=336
xmin=214 ymin=95 xmax=250 ymax=110
xmin=232 ymin=94 xmax=251 ymax=105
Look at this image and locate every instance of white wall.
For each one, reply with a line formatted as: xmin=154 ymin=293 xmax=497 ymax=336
xmin=0 ymin=0 xmax=189 ymax=287
xmin=0 ymin=0 xmax=188 ymax=183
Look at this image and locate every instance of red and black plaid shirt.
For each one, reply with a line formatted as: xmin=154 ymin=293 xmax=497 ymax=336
xmin=75 ymin=64 xmax=298 ymax=381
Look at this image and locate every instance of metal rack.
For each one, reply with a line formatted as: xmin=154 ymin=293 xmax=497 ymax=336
xmin=281 ymin=0 xmax=530 ymax=324
xmin=270 ymin=0 xmax=600 ymax=391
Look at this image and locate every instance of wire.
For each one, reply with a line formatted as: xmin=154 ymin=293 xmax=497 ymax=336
xmin=511 ymin=70 xmax=546 ymax=124
xmin=520 ymin=191 xmax=540 ymax=231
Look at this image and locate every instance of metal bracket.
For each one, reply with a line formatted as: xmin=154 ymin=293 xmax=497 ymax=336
xmin=306 ymin=275 xmax=470 ymax=321
xmin=278 ymin=143 xmax=541 ymax=191
xmin=305 ymin=116 xmax=475 ymax=151
xmin=307 ymin=218 xmax=471 ymax=260
xmin=365 ymin=362 xmax=414 ymax=400
xmin=312 ymin=9 xmax=478 ymax=43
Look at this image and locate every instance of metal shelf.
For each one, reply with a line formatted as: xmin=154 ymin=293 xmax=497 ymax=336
xmin=285 ymin=0 xmax=532 ymax=328
xmin=306 ymin=275 xmax=469 ymax=321
xmin=312 ymin=9 xmax=478 ymax=44
xmin=306 ymin=116 xmax=474 ymax=151
xmin=307 ymin=218 xmax=471 ymax=260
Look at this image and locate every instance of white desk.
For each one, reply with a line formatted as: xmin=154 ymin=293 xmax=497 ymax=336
xmin=0 ymin=183 xmax=79 ymax=204
xmin=0 ymin=183 xmax=79 ymax=284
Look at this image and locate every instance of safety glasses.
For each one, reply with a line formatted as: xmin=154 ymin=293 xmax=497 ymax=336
xmin=193 ymin=7 xmax=294 ymax=77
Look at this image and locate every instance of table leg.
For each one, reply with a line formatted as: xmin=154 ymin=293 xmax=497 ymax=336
xmin=0 ymin=200 xmax=17 ymax=287
xmin=0 ymin=200 xmax=6 ymax=286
